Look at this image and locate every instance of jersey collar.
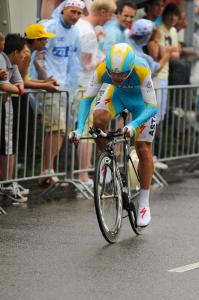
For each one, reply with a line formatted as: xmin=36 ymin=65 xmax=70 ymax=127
xmin=60 ymin=15 xmax=71 ymax=29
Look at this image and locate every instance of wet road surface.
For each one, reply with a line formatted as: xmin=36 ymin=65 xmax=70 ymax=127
xmin=1 ymin=172 xmax=199 ymax=300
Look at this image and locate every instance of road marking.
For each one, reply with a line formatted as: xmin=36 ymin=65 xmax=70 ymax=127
xmin=168 ymin=262 xmax=199 ymax=273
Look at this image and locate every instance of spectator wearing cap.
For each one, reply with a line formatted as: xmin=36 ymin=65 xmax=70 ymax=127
xmin=101 ymin=0 xmax=137 ymax=53
xmin=32 ymin=0 xmax=84 ymax=186
xmin=19 ymin=24 xmax=59 ymax=91
xmin=126 ymin=19 xmax=176 ymax=77
xmin=14 ymin=24 xmax=59 ymax=171
xmin=51 ymin=0 xmax=89 ymax=19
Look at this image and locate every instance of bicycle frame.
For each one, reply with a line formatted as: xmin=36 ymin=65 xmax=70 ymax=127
xmin=91 ymin=113 xmax=142 ymax=243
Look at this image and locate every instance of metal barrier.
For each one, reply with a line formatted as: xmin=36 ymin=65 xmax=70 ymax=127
xmin=0 ymin=84 xmax=199 ymax=199
xmin=155 ymin=84 xmax=199 ymax=161
xmin=0 ymin=90 xmax=71 ymax=180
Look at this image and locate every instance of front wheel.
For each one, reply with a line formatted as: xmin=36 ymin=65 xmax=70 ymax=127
xmin=94 ymin=152 xmax=123 ymax=243
xmin=127 ymin=150 xmax=143 ymax=235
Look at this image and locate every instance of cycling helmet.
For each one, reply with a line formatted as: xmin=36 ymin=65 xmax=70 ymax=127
xmin=106 ymin=43 xmax=135 ymax=74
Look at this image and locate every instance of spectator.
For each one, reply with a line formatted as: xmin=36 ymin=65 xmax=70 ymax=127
xmin=126 ymin=19 xmax=176 ymax=77
xmin=0 ymin=33 xmax=7 ymax=81
xmin=22 ymin=24 xmax=59 ymax=91
xmin=149 ymin=3 xmax=181 ymax=123
xmin=33 ymin=0 xmax=85 ymax=186
xmin=0 ymin=33 xmax=28 ymax=203
xmin=75 ymin=0 xmax=116 ymax=187
xmin=15 ymin=24 xmax=59 ymax=170
xmin=77 ymin=0 xmax=116 ymax=86
xmin=102 ymin=0 xmax=137 ymax=53
xmin=51 ymin=0 xmax=89 ymax=19
xmin=143 ymin=0 xmax=165 ymax=25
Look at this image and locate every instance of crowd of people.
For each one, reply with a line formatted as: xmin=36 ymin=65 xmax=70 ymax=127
xmin=0 ymin=0 xmax=198 ymax=204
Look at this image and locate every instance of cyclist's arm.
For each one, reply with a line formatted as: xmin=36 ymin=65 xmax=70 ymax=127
xmin=128 ymin=74 xmax=157 ymax=131
xmin=76 ymin=64 xmax=105 ymax=134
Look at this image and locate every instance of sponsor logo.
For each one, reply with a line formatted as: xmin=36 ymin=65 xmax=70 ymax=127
xmin=52 ymin=46 xmax=77 ymax=57
xmin=148 ymin=117 xmax=156 ymax=136
xmin=105 ymin=99 xmax=111 ymax=105
xmin=146 ymin=80 xmax=152 ymax=90
xmin=139 ymin=124 xmax=146 ymax=134
xmin=140 ymin=207 xmax=147 ymax=219
xmin=52 ymin=46 xmax=70 ymax=57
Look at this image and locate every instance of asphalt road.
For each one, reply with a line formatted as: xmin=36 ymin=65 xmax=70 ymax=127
xmin=1 ymin=174 xmax=199 ymax=300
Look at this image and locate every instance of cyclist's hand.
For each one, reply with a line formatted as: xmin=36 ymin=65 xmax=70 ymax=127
xmin=69 ymin=130 xmax=81 ymax=146
xmin=123 ymin=125 xmax=134 ymax=137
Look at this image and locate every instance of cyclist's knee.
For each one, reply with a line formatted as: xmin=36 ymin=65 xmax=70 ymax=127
xmin=135 ymin=142 xmax=152 ymax=160
xmin=93 ymin=110 xmax=111 ymax=130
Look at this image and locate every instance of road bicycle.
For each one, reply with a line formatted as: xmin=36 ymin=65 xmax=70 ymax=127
xmin=89 ymin=111 xmax=144 ymax=244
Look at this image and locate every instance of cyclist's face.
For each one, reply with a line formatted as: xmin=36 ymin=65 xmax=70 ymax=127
xmin=62 ymin=7 xmax=83 ymax=25
xmin=118 ymin=5 xmax=136 ymax=29
xmin=108 ymin=70 xmax=131 ymax=87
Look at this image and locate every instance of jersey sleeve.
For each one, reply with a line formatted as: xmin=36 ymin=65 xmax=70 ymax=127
xmin=128 ymin=69 xmax=157 ymax=130
xmin=76 ymin=63 xmax=106 ymax=134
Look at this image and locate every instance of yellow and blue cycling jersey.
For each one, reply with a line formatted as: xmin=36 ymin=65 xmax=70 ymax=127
xmin=77 ymin=55 xmax=157 ymax=135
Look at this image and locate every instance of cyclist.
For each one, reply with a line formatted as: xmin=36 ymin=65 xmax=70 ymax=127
xmin=70 ymin=43 xmax=157 ymax=227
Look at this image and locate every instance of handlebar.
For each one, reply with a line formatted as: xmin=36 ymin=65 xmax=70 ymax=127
xmin=89 ymin=127 xmax=124 ymax=139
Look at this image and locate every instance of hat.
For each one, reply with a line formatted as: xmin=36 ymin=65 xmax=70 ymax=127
xmin=129 ymin=19 xmax=155 ymax=37
xmin=63 ymin=0 xmax=86 ymax=10
xmin=25 ymin=24 xmax=56 ymax=39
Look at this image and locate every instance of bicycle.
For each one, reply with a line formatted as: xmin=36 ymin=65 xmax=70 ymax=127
xmin=89 ymin=111 xmax=144 ymax=244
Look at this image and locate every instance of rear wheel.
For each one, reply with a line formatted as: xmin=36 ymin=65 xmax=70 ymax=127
xmin=94 ymin=152 xmax=123 ymax=243
xmin=127 ymin=154 xmax=143 ymax=235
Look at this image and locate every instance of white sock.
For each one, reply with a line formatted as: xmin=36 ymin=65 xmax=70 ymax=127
xmin=139 ymin=189 xmax=150 ymax=207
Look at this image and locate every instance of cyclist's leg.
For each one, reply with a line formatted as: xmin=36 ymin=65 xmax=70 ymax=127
xmin=93 ymin=84 xmax=124 ymax=153
xmin=134 ymin=116 xmax=156 ymax=226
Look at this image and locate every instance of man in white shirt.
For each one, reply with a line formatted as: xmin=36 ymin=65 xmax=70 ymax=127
xmin=34 ymin=0 xmax=85 ymax=185
xmin=74 ymin=0 xmax=116 ymax=186
xmin=76 ymin=0 xmax=116 ymax=87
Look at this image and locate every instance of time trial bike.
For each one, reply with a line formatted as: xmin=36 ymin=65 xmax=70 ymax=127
xmin=89 ymin=111 xmax=144 ymax=244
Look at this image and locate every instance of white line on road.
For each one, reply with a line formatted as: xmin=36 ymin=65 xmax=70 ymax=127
xmin=168 ymin=262 xmax=199 ymax=273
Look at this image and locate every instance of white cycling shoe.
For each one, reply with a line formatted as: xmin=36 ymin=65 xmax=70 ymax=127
xmin=137 ymin=206 xmax=151 ymax=227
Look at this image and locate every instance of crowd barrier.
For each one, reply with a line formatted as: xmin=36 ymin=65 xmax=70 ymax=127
xmin=0 ymin=84 xmax=199 ymax=197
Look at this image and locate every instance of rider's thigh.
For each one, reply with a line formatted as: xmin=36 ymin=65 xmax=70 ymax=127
xmin=135 ymin=116 xmax=156 ymax=143
xmin=93 ymin=109 xmax=112 ymax=130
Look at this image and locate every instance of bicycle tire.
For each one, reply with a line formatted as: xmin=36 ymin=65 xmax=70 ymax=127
xmin=127 ymin=155 xmax=143 ymax=235
xmin=94 ymin=152 xmax=123 ymax=243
